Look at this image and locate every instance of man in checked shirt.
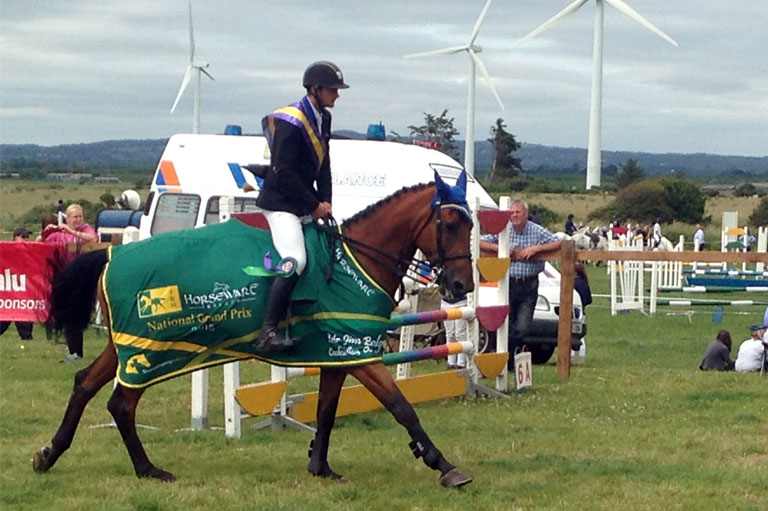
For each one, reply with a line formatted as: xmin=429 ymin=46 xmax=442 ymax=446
xmin=480 ymin=199 xmax=561 ymax=368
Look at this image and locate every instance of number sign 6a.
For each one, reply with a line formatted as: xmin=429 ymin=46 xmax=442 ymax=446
xmin=514 ymin=350 xmax=532 ymax=390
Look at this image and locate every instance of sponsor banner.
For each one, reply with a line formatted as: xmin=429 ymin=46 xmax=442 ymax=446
xmin=0 ymin=242 xmax=67 ymax=322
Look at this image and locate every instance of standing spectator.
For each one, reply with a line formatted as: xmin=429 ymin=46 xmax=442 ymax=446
xmin=38 ymin=204 xmax=98 ymax=244
xmin=56 ymin=199 xmax=66 ymax=224
xmin=441 ymin=295 xmax=467 ymax=370
xmin=0 ymin=227 xmax=34 ymax=341
xmin=528 ymin=208 xmax=541 ymax=225
xmin=734 ymin=324 xmax=767 ymax=372
xmin=651 ymin=218 xmax=663 ymax=249
xmin=699 ymin=329 xmax=735 ymax=371
xmin=693 ymin=224 xmax=706 ymax=251
xmin=572 ymin=262 xmax=592 ymax=364
xmin=574 ymin=262 xmax=592 ymax=309
xmin=564 ymin=214 xmax=576 ymax=236
xmin=480 ymin=199 xmax=561 ymax=368
xmin=38 ymin=204 xmax=96 ymax=362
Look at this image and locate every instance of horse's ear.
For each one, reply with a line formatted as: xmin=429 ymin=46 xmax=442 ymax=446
xmin=457 ymin=170 xmax=467 ymax=192
xmin=434 ymin=171 xmax=450 ymax=200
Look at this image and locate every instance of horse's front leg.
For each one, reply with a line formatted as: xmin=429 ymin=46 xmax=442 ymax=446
xmin=307 ymin=368 xmax=347 ymax=481
xmin=349 ymin=363 xmax=472 ymax=488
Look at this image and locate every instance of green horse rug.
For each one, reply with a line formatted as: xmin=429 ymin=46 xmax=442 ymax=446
xmin=104 ymin=219 xmax=395 ymax=388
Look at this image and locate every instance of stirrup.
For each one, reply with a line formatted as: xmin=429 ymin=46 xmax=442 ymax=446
xmin=253 ymin=327 xmax=301 ymax=354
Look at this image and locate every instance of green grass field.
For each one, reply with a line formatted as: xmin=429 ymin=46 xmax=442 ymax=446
xmin=1 ymin=266 xmax=766 ymax=511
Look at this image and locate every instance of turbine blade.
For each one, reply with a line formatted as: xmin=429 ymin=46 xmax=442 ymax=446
xmin=188 ymin=1 xmax=195 ymax=62
xmin=605 ymin=0 xmax=678 ymax=46
xmin=468 ymin=0 xmax=494 ymax=46
xmin=469 ymin=50 xmax=504 ymax=110
xmin=170 ymin=65 xmax=193 ymax=113
xmin=404 ymin=45 xmax=468 ymax=58
xmin=201 ymin=67 xmax=214 ymax=81
xmin=512 ymin=0 xmax=589 ymax=47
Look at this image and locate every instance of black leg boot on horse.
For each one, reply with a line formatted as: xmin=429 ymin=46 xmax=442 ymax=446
xmin=253 ymin=274 xmax=301 ymax=353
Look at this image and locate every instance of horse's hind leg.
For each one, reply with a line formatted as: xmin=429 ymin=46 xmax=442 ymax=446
xmin=307 ymin=368 xmax=347 ymax=481
xmin=350 ymin=363 xmax=472 ymax=488
xmin=107 ymin=383 xmax=174 ymax=482
xmin=33 ymin=345 xmax=118 ymax=473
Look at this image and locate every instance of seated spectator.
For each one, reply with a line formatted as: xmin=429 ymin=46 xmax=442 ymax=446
xmin=734 ymin=324 xmax=768 ymax=372
xmin=38 ymin=204 xmax=97 ymax=244
xmin=699 ymin=329 xmax=734 ymax=371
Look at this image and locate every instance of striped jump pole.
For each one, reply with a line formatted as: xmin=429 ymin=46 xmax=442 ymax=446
xmin=659 ymin=286 xmax=768 ymax=293
xmin=388 ymin=307 xmax=475 ymax=327
xmin=648 ymin=297 xmax=768 ymax=307
xmin=381 ymin=341 xmax=474 ymax=365
xmin=683 ymin=269 xmax=768 ymax=277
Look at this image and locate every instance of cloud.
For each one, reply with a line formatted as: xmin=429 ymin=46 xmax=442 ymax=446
xmin=0 ymin=0 xmax=766 ymax=157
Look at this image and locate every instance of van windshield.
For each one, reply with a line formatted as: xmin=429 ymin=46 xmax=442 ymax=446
xmin=430 ymin=164 xmax=476 ymax=183
xmin=205 ymin=196 xmax=261 ymax=224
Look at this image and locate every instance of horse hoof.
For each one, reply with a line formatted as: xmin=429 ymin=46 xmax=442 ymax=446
xmin=32 ymin=446 xmax=51 ymax=473
xmin=140 ymin=467 xmax=176 ymax=482
xmin=440 ymin=467 xmax=472 ymax=488
xmin=308 ymin=465 xmax=348 ymax=483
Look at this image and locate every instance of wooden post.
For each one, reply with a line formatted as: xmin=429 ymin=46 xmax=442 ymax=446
xmin=557 ymin=240 xmax=575 ymax=378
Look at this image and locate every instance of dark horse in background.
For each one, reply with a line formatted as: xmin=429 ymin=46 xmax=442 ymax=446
xmin=32 ymin=173 xmax=476 ymax=487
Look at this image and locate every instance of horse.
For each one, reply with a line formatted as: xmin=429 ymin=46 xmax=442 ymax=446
xmin=32 ymin=172 xmax=476 ymax=488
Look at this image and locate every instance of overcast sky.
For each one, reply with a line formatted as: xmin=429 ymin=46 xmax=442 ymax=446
xmin=1 ymin=1 xmax=766 ymax=157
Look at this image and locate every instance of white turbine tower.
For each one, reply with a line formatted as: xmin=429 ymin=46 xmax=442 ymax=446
xmin=170 ymin=1 xmax=214 ymax=134
xmin=405 ymin=0 xmax=504 ymax=176
xmin=514 ymin=0 xmax=677 ymax=189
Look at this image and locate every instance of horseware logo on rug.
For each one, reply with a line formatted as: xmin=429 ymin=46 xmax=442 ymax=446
xmin=137 ymin=285 xmax=183 ymax=318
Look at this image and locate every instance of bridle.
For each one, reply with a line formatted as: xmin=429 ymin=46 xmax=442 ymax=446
xmin=315 ymin=200 xmax=472 ymax=294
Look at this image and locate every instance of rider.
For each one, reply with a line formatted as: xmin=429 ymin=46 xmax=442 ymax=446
xmin=253 ymin=61 xmax=349 ymax=353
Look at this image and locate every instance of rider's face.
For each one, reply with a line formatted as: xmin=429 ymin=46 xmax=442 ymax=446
xmin=316 ymin=87 xmax=339 ymax=109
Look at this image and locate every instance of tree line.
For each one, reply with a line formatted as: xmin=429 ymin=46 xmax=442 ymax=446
xmin=401 ymin=110 xmax=768 ymax=229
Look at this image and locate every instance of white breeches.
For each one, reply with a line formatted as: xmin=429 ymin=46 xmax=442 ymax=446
xmin=441 ymin=298 xmax=468 ymax=367
xmin=262 ymin=210 xmax=310 ymax=275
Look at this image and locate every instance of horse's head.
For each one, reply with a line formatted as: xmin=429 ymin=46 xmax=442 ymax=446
xmin=418 ymin=171 xmax=474 ymax=299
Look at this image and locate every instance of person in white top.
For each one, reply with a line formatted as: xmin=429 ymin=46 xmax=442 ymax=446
xmin=734 ymin=324 xmax=767 ymax=372
xmin=693 ymin=224 xmax=706 ymax=251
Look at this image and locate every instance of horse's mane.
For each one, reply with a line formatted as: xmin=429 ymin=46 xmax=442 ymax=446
xmin=342 ymin=181 xmax=434 ymax=228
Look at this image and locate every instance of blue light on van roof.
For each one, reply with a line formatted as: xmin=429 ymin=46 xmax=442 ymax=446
xmin=366 ymin=123 xmax=385 ymax=141
xmin=224 ymin=124 xmax=242 ymax=136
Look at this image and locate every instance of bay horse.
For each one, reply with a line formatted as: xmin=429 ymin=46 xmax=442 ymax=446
xmin=32 ymin=172 xmax=475 ymax=487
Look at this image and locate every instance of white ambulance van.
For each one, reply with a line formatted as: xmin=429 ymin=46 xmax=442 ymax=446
xmin=138 ymin=133 xmax=496 ymax=239
xmin=136 ymin=132 xmax=584 ymax=364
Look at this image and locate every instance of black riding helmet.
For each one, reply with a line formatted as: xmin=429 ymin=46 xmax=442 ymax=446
xmin=303 ymin=61 xmax=349 ymax=90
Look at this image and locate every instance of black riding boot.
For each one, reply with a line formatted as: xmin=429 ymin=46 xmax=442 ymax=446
xmin=253 ymin=274 xmax=301 ymax=353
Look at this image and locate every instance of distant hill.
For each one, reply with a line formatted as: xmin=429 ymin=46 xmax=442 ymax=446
xmin=2 ymin=135 xmax=766 ymax=177
xmin=0 ymin=139 xmax=167 ymax=167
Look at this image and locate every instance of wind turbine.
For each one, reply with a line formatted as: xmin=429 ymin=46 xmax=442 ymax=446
xmin=514 ymin=0 xmax=677 ymax=189
xmin=405 ymin=0 xmax=504 ymax=176
xmin=170 ymin=1 xmax=214 ymax=134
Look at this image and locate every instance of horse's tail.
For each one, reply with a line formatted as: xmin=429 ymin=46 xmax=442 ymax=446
xmin=51 ymin=249 xmax=109 ymax=333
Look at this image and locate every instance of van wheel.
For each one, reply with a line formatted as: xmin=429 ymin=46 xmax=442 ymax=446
xmin=478 ymin=329 xmax=496 ymax=354
xmin=528 ymin=345 xmax=556 ymax=365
